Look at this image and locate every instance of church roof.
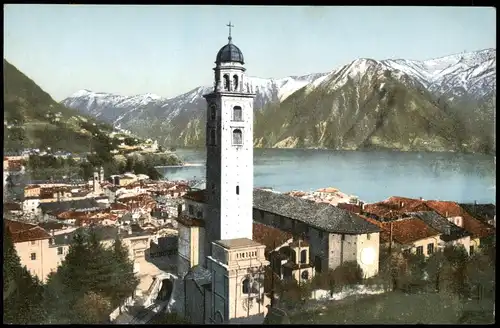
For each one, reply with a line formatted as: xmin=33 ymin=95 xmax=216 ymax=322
xmin=253 ymin=189 xmax=381 ymax=234
xmin=216 ymin=38 xmax=244 ymax=64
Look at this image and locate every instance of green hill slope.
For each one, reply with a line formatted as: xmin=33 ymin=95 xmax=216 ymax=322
xmin=3 ymin=59 xmax=114 ymax=153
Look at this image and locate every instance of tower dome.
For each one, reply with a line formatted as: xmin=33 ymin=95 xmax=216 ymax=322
xmin=215 ymin=38 xmax=244 ymax=64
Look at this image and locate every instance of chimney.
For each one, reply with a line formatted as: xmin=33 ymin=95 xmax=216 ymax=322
xmin=445 ymin=211 xmax=448 ymax=217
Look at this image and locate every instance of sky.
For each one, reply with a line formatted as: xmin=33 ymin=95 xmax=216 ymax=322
xmin=4 ymin=5 xmax=496 ymax=101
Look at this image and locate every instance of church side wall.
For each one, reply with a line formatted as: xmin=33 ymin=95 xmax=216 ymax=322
xmin=356 ymin=232 xmax=380 ymax=278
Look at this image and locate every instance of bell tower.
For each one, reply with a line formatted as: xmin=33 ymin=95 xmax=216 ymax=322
xmin=203 ymin=22 xmax=256 ymax=258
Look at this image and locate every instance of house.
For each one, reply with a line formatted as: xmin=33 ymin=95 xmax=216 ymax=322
xmin=364 ymin=197 xmax=495 ymax=251
xmin=5 ymin=219 xmax=55 ymax=282
xmin=23 ymin=197 xmax=41 ymax=215
xmin=459 ymin=203 xmax=496 ymax=227
xmin=360 ymin=215 xmax=441 ymax=257
xmin=424 ymin=200 xmax=495 ymax=249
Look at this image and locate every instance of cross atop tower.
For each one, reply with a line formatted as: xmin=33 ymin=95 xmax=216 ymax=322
xmin=226 ymin=21 xmax=234 ymax=42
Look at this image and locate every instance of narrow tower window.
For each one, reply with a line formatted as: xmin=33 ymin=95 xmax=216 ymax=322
xmin=210 ymin=104 xmax=217 ymax=120
xmin=232 ymin=129 xmax=243 ymax=145
xmin=223 ymin=74 xmax=230 ymax=91
xmin=236 ymin=185 xmax=239 ymax=195
xmin=233 ymin=75 xmax=239 ymax=91
xmin=233 ymin=106 xmax=242 ymax=121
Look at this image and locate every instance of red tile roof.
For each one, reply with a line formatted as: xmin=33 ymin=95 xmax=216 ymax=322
xmin=5 ymin=219 xmax=51 ymax=243
xmin=359 ymin=215 xmax=439 ymax=245
xmin=252 ymin=223 xmax=293 ymax=254
xmin=425 ymin=201 xmax=495 ymax=239
xmin=183 ymin=189 xmax=206 ymax=203
xmin=364 ymin=197 xmax=433 ymax=219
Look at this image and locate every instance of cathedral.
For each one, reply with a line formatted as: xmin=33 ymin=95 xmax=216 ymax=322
xmin=174 ymin=24 xmax=271 ymax=324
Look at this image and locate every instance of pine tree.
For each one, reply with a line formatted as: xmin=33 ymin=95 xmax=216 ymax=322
xmin=109 ymin=236 xmax=139 ymax=307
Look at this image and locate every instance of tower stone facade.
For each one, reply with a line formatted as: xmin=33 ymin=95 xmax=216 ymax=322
xmin=202 ymin=30 xmax=256 ymax=260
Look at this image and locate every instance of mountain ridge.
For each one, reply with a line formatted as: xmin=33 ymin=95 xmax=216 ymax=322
xmin=61 ymin=48 xmax=496 ymax=154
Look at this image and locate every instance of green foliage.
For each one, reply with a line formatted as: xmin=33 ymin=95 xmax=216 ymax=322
xmin=3 ymin=224 xmax=46 ymax=324
xmin=74 ymin=291 xmax=113 ymax=324
xmin=3 ymin=59 xmax=114 ymax=153
xmin=45 ymin=229 xmax=139 ymax=323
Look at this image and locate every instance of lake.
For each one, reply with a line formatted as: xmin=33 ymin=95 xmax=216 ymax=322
xmin=157 ymin=148 xmax=496 ymax=204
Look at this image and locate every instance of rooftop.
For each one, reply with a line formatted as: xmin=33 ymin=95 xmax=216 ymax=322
xmin=5 ymin=219 xmax=52 ymax=243
xmin=215 ymin=238 xmax=262 ymax=250
xmin=253 ymin=189 xmax=380 ymax=234
xmin=409 ymin=211 xmax=471 ymax=242
xmin=459 ymin=203 xmax=496 ymax=223
xmin=424 ymin=201 xmax=495 ymax=239
xmin=252 ymin=222 xmax=293 ymax=254
xmin=39 ymin=198 xmax=102 ymax=215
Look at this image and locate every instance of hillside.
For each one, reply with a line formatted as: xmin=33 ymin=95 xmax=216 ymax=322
xmin=61 ymin=49 xmax=496 ymax=154
xmin=3 ymin=59 xmax=115 ymax=153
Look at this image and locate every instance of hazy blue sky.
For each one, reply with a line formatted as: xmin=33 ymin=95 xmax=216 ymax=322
xmin=4 ymin=5 xmax=496 ymax=101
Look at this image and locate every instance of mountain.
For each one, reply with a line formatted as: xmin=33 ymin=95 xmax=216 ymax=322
xmin=61 ymin=49 xmax=496 ymax=154
xmin=4 ymin=59 xmax=115 ymax=153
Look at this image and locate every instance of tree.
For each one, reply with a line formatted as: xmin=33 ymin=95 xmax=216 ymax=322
xmin=74 ymin=291 xmax=113 ymax=324
xmin=109 ymin=236 xmax=139 ymax=308
xmin=3 ymin=224 xmax=46 ymax=324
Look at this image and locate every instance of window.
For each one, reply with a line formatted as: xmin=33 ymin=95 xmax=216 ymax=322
xmin=427 ymin=243 xmax=434 ymax=255
xmin=233 ymin=75 xmax=239 ymax=91
xmin=210 ymin=104 xmax=217 ymax=120
xmin=470 ymin=245 xmax=474 ymax=255
xmin=236 ymin=185 xmax=240 ymax=195
xmin=242 ymin=278 xmax=250 ymax=294
xmin=233 ymin=106 xmax=242 ymax=121
xmin=188 ymin=205 xmax=194 ymax=215
xmin=416 ymin=246 xmax=424 ymax=256
xmin=367 ymin=233 xmax=371 ymax=240
xmin=209 ymin=129 xmax=216 ymax=146
xmin=197 ymin=211 xmax=203 ymax=218
xmin=301 ymin=270 xmax=309 ymax=280
xmin=300 ymin=249 xmax=307 ymax=264
xmin=31 ymin=253 xmax=36 ymax=260
xmin=223 ymin=74 xmax=230 ymax=91
xmin=57 ymin=247 xmax=63 ymax=255
xmin=31 ymin=240 xmax=36 ymax=245
xmin=232 ymin=129 xmax=243 ymax=145
xmin=314 ymin=256 xmax=322 ymax=273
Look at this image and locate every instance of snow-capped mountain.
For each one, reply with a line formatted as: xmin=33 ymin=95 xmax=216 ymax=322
xmin=62 ymin=73 xmax=327 ymax=128
xmin=62 ymin=48 xmax=495 ymax=151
